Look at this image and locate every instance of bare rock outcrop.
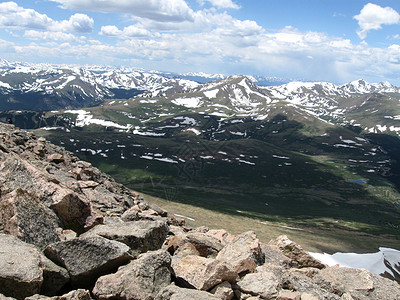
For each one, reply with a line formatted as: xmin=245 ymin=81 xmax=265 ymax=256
xmin=44 ymin=236 xmax=132 ymax=287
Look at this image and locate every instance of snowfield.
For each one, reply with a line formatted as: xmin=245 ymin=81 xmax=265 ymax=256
xmin=310 ymin=247 xmax=400 ymax=279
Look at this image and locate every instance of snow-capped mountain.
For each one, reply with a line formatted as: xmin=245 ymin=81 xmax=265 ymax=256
xmin=0 ymin=60 xmax=199 ymax=110
xmin=1 ymin=60 xmax=400 ymax=136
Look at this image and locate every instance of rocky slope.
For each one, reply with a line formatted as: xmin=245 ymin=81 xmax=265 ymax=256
xmin=1 ymin=122 xmax=400 ymax=300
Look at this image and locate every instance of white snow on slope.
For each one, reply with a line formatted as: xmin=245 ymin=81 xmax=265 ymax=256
xmin=172 ymin=97 xmax=201 ymax=108
xmin=310 ymin=247 xmax=400 ymax=278
xmin=65 ymin=110 xmax=131 ymax=130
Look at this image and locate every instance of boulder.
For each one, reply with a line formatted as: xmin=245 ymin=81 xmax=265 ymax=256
xmin=236 ymin=265 xmax=283 ymax=299
xmin=40 ymin=256 xmax=70 ymax=296
xmin=216 ymin=231 xmax=264 ymax=275
xmin=313 ymin=265 xmax=400 ymax=300
xmin=210 ymin=281 xmax=234 ymax=300
xmin=25 ymin=289 xmax=92 ymax=300
xmin=260 ymin=243 xmax=292 ymax=268
xmin=155 ymin=284 xmax=220 ymax=300
xmin=206 ymin=229 xmax=235 ymax=246
xmin=269 ymin=235 xmax=325 ymax=269
xmin=81 ymin=220 xmax=169 ymax=254
xmin=172 ymin=255 xmax=237 ymax=291
xmin=0 ymin=234 xmax=68 ymax=299
xmin=167 ymin=232 xmax=224 ymax=258
xmin=44 ymin=236 xmax=132 ymax=287
xmin=0 ymin=189 xmax=61 ymax=249
xmin=93 ymin=249 xmax=172 ymax=300
xmin=50 ymin=188 xmax=102 ymax=232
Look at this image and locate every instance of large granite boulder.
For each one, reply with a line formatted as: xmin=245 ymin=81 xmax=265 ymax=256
xmin=269 ymin=235 xmax=325 ymax=269
xmin=81 ymin=220 xmax=169 ymax=254
xmin=155 ymin=284 xmax=220 ymax=300
xmin=44 ymin=236 xmax=132 ymax=287
xmin=167 ymin=232 xmax=224 ymax=258
xmin=0 ymin=188 xmax=61 ymax=249
xmin=93 ymin=249 xmax=172 ymax=300
xmin=0 ymin=234 xmax=69 ymax=299
xmin=172 ymin=255 xmax=237 ymax=291
xmin=216 ymin=231 xmax=264 ymax=275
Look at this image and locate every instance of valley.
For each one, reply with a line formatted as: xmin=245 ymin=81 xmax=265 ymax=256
xmin=1 ymin=61 xmax=400 ymax=253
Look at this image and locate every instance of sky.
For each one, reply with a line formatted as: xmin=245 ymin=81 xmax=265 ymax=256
xmin=1 ymin=1 xmax=400 ymax=84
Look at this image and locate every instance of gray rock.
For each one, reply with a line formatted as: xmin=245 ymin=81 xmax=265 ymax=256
xmin=167 ymin=232 xmax=224 ymax=258
xmin=216 ymin=231 xmax=264 ymax=275
xmin=172 ymin=255 xmax=237 ymax=291
xmin=25 ymin=289 xmax=92 ymax=300
xmin=210 ymin=281 xmax=234 ymax=300
xmin=260 ymin=243 xmax=292 ymax=268
xmin=81 ymin=220 xmax=169 ymax=254
xmin=236 ymin=265 xmax=283 ymax=299
xmin=93 ymin=249 xmax=172 ymax=300
xmin=44 ymin=236 xmax=132 ymax=287
xmin=40 ymin=256 xmax=70 ymax=296
xmin=0 ymin=294 xmax=16 ymax=300
xmin=155 ymin=284 xmax=220 ymax=300
xmin=269 ymin=235 xmax=325 ymax=269
xmin=0 ymin=188 xmax=61 ymax=250
xmin=313 ymin=265 xmax=400 ymax=300
xmin=0 ymin=234 xmax=43 ymax=299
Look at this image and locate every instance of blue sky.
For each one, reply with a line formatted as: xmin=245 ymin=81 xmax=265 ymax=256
xmin=1 ymin=1 xmax=400 ymax=84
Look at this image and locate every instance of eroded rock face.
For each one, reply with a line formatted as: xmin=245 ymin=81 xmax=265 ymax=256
xmin=44 ymin=236 xmax=132 ymax=287
xmin=93 ymin=249 xmax=172 ymax=300
xmin=81 ymin=220 xmax=169 ymax=254
xmin=216 ymin=231 xmax=264 ymax=275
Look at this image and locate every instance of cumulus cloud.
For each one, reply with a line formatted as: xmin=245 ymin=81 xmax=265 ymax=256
xmin=354 ymin=3 xmax=400 ymax=39
xmin=50 ymin=0 xmax=194 ymax=22
xmin=198 ymin=0 xmax=240 ymax=9
xmin=100 ymin=25 xmax=154 ymax=38
xmin=0 ymin=2 xmax=93 ymax=33
xmin=24 ymin=30 xmax=86 ymax=43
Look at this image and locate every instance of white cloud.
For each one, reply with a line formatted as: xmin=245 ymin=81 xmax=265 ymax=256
xmin=354 ymin=3 xmax=400 ymax=39
xmin=55 ymin=14 xmax=94 ymax=33
xmin=50 ymin=0 xmax=194 ymax=22
xmin=24 ymin=30 xmax=86 ymax=43
xmin=198 ymin=0 xmax=240 ymax=9
xmin=0 ymin=1 xmax=53 ymax=30
xmin=0 ymin=2 xmax=93 ymax=33
xmin=100 ymin=25 xmax=154 ymax=38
